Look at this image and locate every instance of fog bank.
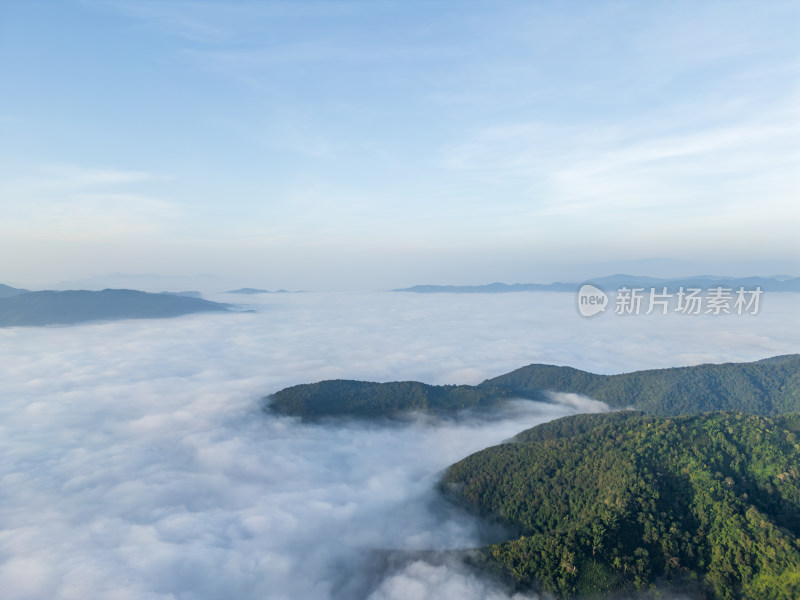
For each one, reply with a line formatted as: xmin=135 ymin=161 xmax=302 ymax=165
xmin=1 ymin=291 xmax=797 ymax=599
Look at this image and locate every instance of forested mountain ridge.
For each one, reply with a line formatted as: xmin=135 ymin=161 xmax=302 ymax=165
xmin=265 ymin=360 xmax=800 ymax=597
xmin=268 ymin=379 xmax=523 ymax=419
xmin=267 ymin=355 xmax=800 ymax=419
xmin=480 ymin=354 xmax=800 ymax=415
xmin=441 ymin=411 xmax=800 ymax=599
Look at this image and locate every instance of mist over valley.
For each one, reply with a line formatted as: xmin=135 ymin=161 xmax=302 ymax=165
xmin=2 ymin=291 xmax=799 ymax=598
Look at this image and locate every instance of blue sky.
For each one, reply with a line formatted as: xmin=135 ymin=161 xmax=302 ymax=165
xmin=1 ymin=0 xmax=798 ymax=290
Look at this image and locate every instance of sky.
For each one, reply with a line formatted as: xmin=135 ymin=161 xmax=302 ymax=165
xmin=1 ymin=0 xmax=799 ymax=290
xmin=2 ymin=290 xmax=799 ymax=599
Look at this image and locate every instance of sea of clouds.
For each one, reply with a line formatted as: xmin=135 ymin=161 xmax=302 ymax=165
xmin=1 ymin=291 xmax=798 ymax=599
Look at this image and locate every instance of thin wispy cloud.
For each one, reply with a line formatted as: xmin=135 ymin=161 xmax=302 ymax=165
xmin=28 ymin=164 xmax=156 ymax=188
xmin=96 ymin=0 xmax=363 ymax=43
xmin=2 ymin=1 xmax=796 ymax=286
xmin=0 ymin=165 xmax=177 ymax=239
xmin=441 ymin=106 xmax=799 ymax=224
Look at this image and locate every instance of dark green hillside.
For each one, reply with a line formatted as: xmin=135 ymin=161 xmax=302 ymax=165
xmin=441 ymin=411 xmax=800 ymax=599
xmin=481 ymin=354 xmax=800 ymax=415
xmin=269 ymin=379 xmax=520 ymax=419
xmin=267 ymin=356 xmax=800 ymax=420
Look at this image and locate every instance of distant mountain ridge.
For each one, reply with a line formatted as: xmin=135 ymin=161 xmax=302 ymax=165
xmin=159 ymin=290 xmax=203 ymax=298
xmin=395 ymin=274 xmax=800 ymax=293
xmin=396 ymin=282 xmax=575 ymax=293
xmin=0 ymin=288 xmax=233 ymax=327
xmin=0 ymin=283 xmax=30 ymax=298
xmin=226 ymin=288 xmax=271 ymax=294
xmin=267 ymin=354 xmax=800 ymax=419
xmin=226 ymin=288 xmax=300 ymax=294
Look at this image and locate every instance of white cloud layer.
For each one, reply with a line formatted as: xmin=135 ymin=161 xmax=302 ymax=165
xmin=1 ymin=291 xmax=798 ymax=599
xmin=367 ymin=560 xmax=540 ymax=600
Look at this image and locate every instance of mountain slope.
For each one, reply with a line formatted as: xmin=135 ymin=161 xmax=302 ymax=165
xmin=481 ymin=354 xmax=800 ymax=415
xmin=267 ymin=355 xmax=800 ymax=419
xmin=268 ymin=379 xmax=521 ymax=419
xmin=0 ymin=283 xmax=29 ymax=298
xmin=441 ymin=411 xmax=800 ymax=598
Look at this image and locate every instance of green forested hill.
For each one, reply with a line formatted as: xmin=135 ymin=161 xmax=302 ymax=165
xmin=268 ymin=379 xmax=520 ymax=419
xmin=267 ymin=355 xmax=800 ymax=419
xmin=480 ymin=354 xmax=800 ymax=416
xmin=441 ymin=411 xmax=800 ymax=599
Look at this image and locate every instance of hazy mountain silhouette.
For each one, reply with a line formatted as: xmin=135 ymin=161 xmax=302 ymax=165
xmin=396 ymin=275 xmax=800 ymax=293
xmin=0 ymin=288 xmax=232 ymax=327
xmin=226 ymin=288 xmax=271 ymax=294
xmin=159 ymin=290 xmax=204 ymax=298
xmin=0 ymin=283 xmax=30 ymax=298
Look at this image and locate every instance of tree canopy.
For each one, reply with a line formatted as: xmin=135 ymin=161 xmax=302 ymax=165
xmin=267 ymin=355 xmax=800 ymax=419
xmin=442 ymin=411 xmax=800 ymax=598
